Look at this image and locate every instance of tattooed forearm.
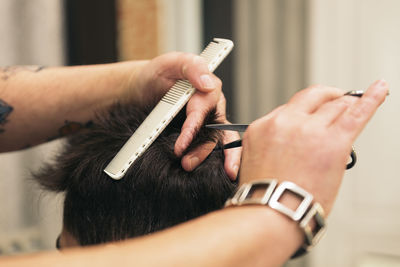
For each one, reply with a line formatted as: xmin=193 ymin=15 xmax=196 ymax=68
xmin=0 ymin=99 xmax=13 ymax=134
xmin=1 ymin=65 xmax=45 ymax=80
xmin=58 ymin=120 xmax=94 ymax=136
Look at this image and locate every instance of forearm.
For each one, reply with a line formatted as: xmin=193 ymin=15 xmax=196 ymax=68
xmin=0 ymin=61 xmax=147 ymax=152
xmin=1 ymin=207 xmax=302 ymax=267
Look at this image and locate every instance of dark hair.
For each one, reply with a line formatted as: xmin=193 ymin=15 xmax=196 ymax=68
xmin=34 ymin=103 xmax=236 ymax=246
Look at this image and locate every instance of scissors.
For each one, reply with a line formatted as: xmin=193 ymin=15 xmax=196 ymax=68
xmin=206 ymin=90 xmax=368 ymax=170
xmin=206 ymin=123 xmax=356 ymax=170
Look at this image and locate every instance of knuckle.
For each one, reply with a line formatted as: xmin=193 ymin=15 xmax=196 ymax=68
xmin=348 ymin=103 xmax=366 ymax=119
xmin=368 ymin=90 xmax=386 ymax=105
xmin=219 ymin=93 xmax=226 ymax=104
xmin=245 ymin=123 xmax=260 ymax=137
xmin=305 ymin=85 xmax=324 ymax=97
xmin=271 ymin=113 xmax=292 ymax=130
xmin=293 ymin=84 xmax=322 ymax=98
xmin=192 ymin=55 xmax=206 ymax=65
xmin=342 ymin=96 xmax=358 ymax=106
xmin=168 ymin=51 xmax=186 ymax=65
xmin=291 ymin=87 xmax=310 ymax=100
xmin=184 ymin=125 xmax=198 ymax=137
xmin=214 ymin=77 xmax=223 ymax=89
xmin=183 ymin=54 xmax=208 ymax=78
xmin=338 ymin=115 xmax=356 ymax=132
xmin=162 ymin=51 xmax=183 ymax=60
xmin=308 ymin=84 xmax=324 ymax=90
xmin=173 ymin=51 xmax=185 ymax=57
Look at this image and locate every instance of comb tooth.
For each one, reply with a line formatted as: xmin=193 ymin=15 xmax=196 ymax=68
xmin=161 ymin=99 xmax=175 ymax=105
xmin=201 ymin=46 xmax=219 ymax=54
xmin=177 ymin=80 xmax=192 ymax=88
xmin=162 ymin=81 xmax=193 ymax=105
xmin=163 ymin=93 xmax=180 ymax=102
xmin=202 ymin=46 xmax=224 ymax=54
xmin=202 ymin=52 xmax=224 ymax=62
xmin=172 ymin=85 xmax=189 ymax=92
xmin=162 ymin=96 xmax=181 ymax=105
xmin=201 ymin=48 xmax=221 ymax=58
xmin=163 ymin=94 xmax=182 ymax=102
xmin=167 ymin=87 xmax=186 ymax=96
xmin=167 ymin=91 xmax=183 ymax=98
xmin=202 ymin=42 xmax=222 ymax=51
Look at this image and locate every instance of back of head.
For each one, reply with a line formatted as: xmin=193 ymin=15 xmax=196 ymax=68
xmin=34 ymin=103 xmax=235 ymax=246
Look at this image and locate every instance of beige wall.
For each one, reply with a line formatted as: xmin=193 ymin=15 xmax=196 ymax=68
xmin=233 ymin=0 xmax=308 ymax=124
xmin=116 ymin=0 xmax=203 ymax=60
xmin=308 ymin=0 xmax=400 ymax=266
xmin=117 ymin=0 xmax=160 ymax=60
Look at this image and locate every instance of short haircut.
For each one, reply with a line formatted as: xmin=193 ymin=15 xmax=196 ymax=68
xmin=34 ymin=103 xmax=236 ymax=246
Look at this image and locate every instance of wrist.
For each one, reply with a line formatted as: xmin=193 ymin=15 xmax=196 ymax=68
xmin=226 ymin=179 xmax=327 ymax=258
xmin=224 ymin=205 xmax=304 ymax=263
xmin=239 ymin=169 xmax=334 ymax=215
xmin=116 ymin=60 xmax=149 ymax=105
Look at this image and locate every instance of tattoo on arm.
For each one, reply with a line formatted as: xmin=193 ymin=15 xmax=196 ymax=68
xmin=0 ymin=99 xmax=13 ymax=134
xmin=1 ymin=65 xmax=46 ymax=80
xmin=47 ymin=120 xmax=94 ymax=142
xmin=19 ymin=121 xmax=94 ymax=149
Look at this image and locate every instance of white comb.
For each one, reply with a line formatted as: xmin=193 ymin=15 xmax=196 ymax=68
xmin=104 ymin=38 xmax=234 ymax=179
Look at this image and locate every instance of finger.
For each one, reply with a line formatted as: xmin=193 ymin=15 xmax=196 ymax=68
xmin=175 ymin=80 xmax=221 ymax=156
xmin=154 ymin=52 xmax=220 ymax=92
xmin=334 ymin=79 xmax=389 ymax=139
xmin=181 ymin=56 xmax=222 ymax=93
xmin=215 ymin=93 xmax=241 ymax=180
xmin=222 ymin=129 xmax=242 ymax=180
xmin=213 ymin=93 xmax=241 ymax=180
xmin=215 ymin=91 xmax=227 ymax=120
xmin=312 ymin=95 xmax=359 ymax=126
xmin=181 ymin=142 xmax=217 ymax=172
xmin=288 ymin=85 xmax=345 ymax=114
xmin=161 ymin=52 xmax=219 ymax=92
xmin=175 ymin=110 xmax=204 ymax=157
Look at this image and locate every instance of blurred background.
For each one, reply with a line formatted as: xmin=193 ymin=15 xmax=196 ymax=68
xmin=0 ymin=0 xmax=399 ymax=266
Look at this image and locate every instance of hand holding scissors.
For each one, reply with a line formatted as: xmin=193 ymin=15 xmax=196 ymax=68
xmin=207 ymin=89 xmax=389 ymax=171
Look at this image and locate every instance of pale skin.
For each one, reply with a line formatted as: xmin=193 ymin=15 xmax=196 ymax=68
xmin=0 ymin=53 xmax=389 ymax=266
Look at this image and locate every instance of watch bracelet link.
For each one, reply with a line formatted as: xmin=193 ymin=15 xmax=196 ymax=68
xmin=224 ymin=179 xmax=327 ymax=259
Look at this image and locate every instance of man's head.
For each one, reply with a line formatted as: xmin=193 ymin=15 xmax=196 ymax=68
xmin=34 ymin=103 xmax=236 ymax=248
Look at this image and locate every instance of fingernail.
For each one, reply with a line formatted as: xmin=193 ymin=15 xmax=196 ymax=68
xmin=200 ymin=74 xmax=215 ymax=90
xmin=189 ymin=156 xmax=200 ymax=171
xmin=376 ymin=79 xmax=387 ymax=88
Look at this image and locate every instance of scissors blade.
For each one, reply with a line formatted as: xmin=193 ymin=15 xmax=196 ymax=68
xmin=344 ymin=90 xmax=389 ymax=97
xmin=213 ymin=139 xmax=242 ymax=150
xmin=223 ymin=139 xmax=242 ymax=149
xmin=205 ymin=124 xmax=249 ymax=132
xmin=344 ymin=90 xmax=365 ymax=97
